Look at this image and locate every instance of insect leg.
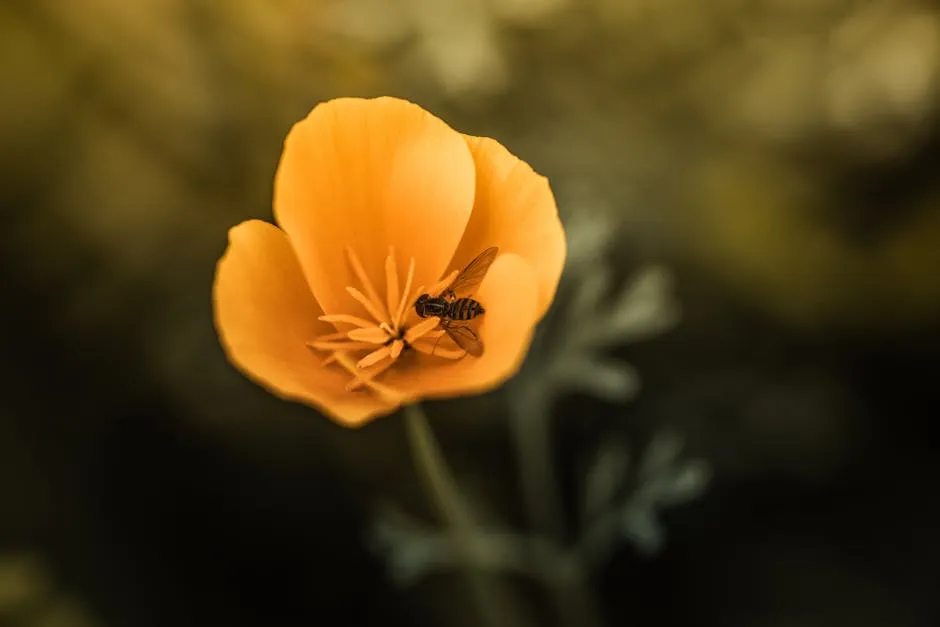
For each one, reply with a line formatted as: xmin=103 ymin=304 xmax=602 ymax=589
xmin=430 ymin=331 xmax=445 ymax=356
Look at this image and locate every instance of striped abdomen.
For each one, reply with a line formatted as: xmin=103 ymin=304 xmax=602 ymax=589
xmin=447 ymin=298 xmax=485 ymax=321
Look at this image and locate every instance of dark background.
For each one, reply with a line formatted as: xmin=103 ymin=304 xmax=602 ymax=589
xmin=2 ymin=1 xmax=939 ymax=626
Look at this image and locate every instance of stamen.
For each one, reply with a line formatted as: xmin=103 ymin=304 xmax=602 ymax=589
xmin=306 ymin=340 xmax=341 ymax=366
xmin=309 ymin=247 xmax=480 ymax=398
xmin=319 ymin=314 xmax=375 ymax=328
xmin=357 ymin=345 xmax=390 ymax=369
xmin=347 ymin=327 xmax=390 ymax=343
xmin=385 ymin=248 xmax=400 ymax=323
xmin=393 ymin=257 xmax=416 ymax=330
xmin=308 ymin=339 xmax=380 ymax=351
xmin=309 ymin=331 xmax=347 ymax=343
xmin=333 ymin=352 xmax=402 ymax=400
xmin=307 ymin=331 xmax=379 ymax=352
xmin=346 ymin=286 xmax=386 ymax=324
xmin=404 ymin=317 xmax=440 ymax=343
xmin=346 ymin=356 xmax=397 ymax=392
xmin=346 ymin=246 xmax=387 ymax=320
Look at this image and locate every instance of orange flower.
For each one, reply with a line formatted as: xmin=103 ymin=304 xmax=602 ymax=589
xmin=213 ymin=97 xmax=565 ymax=426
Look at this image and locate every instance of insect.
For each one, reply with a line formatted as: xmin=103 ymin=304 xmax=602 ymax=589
xmin=414 ymin=246 xmax=498 ymax=357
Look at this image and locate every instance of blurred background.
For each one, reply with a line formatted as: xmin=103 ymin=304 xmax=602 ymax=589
xmin=2 ymin=0 xmax=940 ymax=625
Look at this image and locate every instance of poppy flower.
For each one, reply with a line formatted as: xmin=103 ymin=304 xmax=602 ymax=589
xmin=213 ymin=97 xmax=565 ymax=426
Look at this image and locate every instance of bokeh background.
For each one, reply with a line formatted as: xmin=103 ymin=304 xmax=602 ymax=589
xmin=3 ymin=0 xmax=940 ymax=625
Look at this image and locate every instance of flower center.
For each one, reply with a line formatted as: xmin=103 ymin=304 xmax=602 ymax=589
xmin=307 ymin=246 xmax=467 ymax=394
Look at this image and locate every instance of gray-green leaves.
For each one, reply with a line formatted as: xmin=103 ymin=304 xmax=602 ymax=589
xmin=580 ymin=433 xmax=711 ymax=562
xmin=513 ymin=209 xmax=679 ymax=405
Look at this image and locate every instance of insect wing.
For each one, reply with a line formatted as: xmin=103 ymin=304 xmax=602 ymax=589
xmin=442 ymin=321 xmax=484 ymax=357
xmin=447 ymin=247 xmax=498 ymax=297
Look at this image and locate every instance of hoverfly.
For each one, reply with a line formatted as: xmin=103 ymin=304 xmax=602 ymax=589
xmin=414 ymin=246 xmax=498 ymax=357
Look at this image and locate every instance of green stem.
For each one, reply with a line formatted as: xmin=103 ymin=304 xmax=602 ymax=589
xmin=509 ymin=388 xmax=606 ymax=627
xmin=510 ymin=390 xmax=566 ymax=540
xmin=403 ymin=404 xmax=525 ymax=627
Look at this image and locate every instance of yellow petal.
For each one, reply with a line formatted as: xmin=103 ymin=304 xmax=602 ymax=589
xmin=213 ymin=220 xmax=399 ymax=427
xmin=273 ymin=97 xmax=476 ymax=321
xmin=446 ymin=135 xmax=565 ymax=320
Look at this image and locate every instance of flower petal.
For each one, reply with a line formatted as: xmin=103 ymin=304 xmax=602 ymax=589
xmin=446 ymin=135 xmax=565 ymax=320
xmin=387 ymin=253 xmax=539 ymax=398
xmin=273 ymin=97 xmax=476 ymax=320
xmin=213 ymin=219 xmax=399 ymax=427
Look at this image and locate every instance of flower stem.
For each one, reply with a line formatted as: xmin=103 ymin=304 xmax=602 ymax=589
xmin=510 ymin=390 xmax=566 ymax=540
xmin=509 ymin=389 xmax=606 ymax=627
xmin=403 ymin=404 xmax=525 ymax=627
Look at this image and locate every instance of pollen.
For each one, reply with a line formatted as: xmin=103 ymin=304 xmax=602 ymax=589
xmin=307 ymin=246 xmax=465 ymax=394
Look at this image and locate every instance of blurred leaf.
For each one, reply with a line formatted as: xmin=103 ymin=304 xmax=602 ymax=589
xmin=636 ymin=431 xmax=684 ymax=481
xmin=654 ymin=460 xmax=712 ymax=507
xmin=556 ymin=358 xmax=641 ymax=403
xmin=582 ymin=441 xmax=631 ymax=519
xmin=513 ymin=207 xmax=679 ymax=409
xmin=581 ymin=265 xmax=680 ymax=349
xmin=578 ymin=432 xmax=712 ymax=563
xmin=567 ymin=263 xmax=614 ymax=323
xmin=368 ymin=503 xmax=442 ymax=587
xmin=619 ymin=505 xmax=664 ymax=555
